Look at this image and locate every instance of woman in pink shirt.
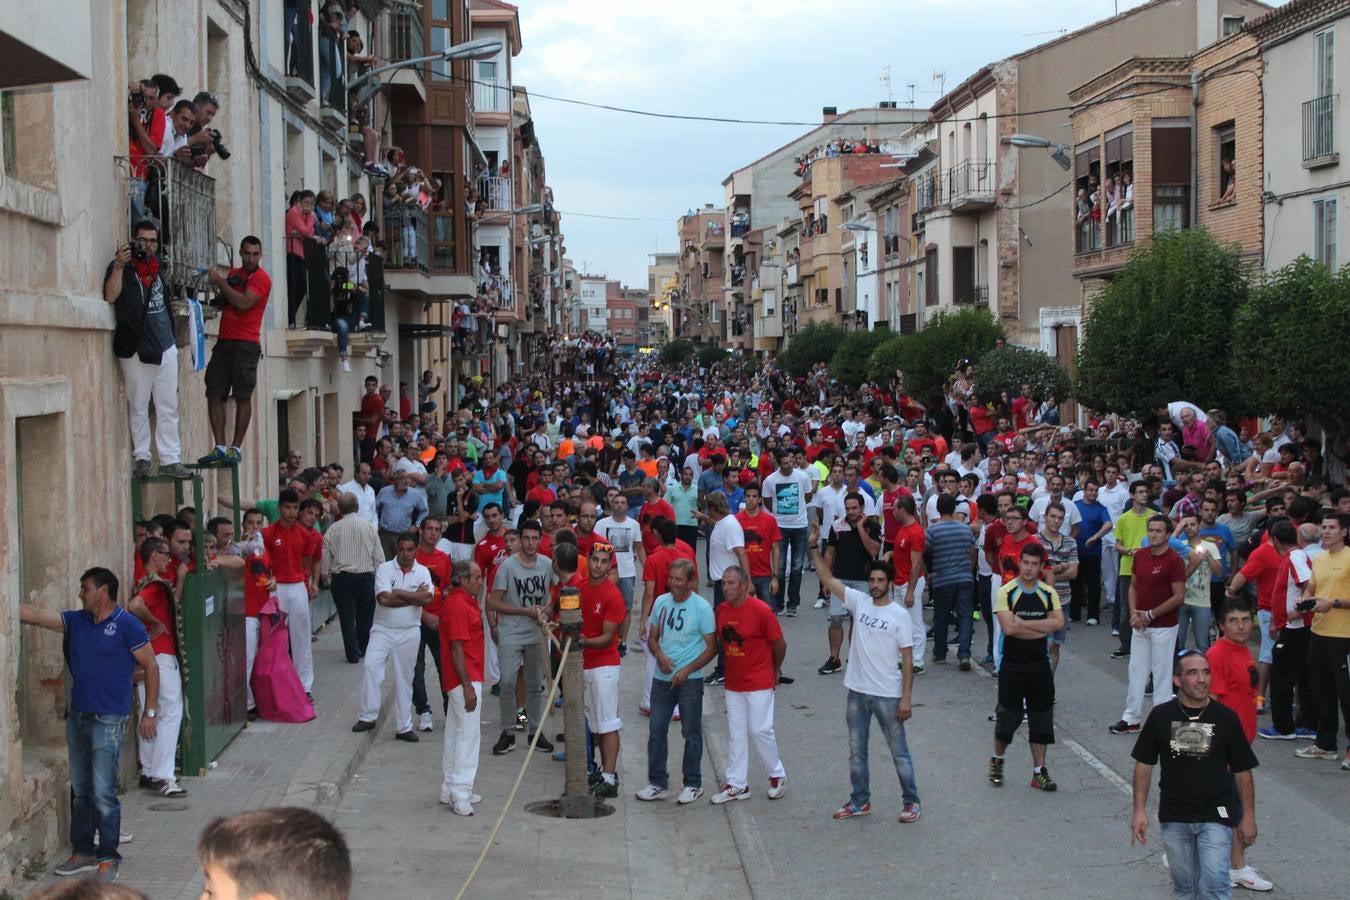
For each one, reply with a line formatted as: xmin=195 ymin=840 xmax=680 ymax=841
xmin=285 ymin=190 xmax=322 ymax=328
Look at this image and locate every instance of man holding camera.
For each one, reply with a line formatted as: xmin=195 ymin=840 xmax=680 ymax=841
xmin=200 ymin=236 xmax=272 ymax=466
xmin=184 ymin=91 xmax=229 ymax=170
xmin=106 ymin=221 xmax=189 ymax=480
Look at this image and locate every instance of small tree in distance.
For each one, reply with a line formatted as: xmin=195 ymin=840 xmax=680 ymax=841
xmin=779 ymin=322 xmax=844 ymax=377
xmin=975 ymin=345 xmax=1071 ymax=405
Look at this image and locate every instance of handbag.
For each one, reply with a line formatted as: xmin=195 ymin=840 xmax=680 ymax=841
xmin=250 ymin=596 xmax=316 ymax=723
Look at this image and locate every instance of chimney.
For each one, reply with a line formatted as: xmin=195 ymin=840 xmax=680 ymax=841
xmin=822 ymin=106 xmax=838 ymax=123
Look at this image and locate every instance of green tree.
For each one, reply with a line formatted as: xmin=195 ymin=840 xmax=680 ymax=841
xmin=778 ymin=322 xmax=844 ymax=377
xmin=867 ymin=334 xmax=907 ymax=386
xmin=830 ymin=329 xmax=894 ymax=387
xmin=1233 ymin=256 xmax=1350 ymax=418
xmin=660 ymin=338 xmax=695 ymax=364
xmin=901 ymin=308 xmax=1002 ymax=404
xmin=975 ymin=345 xmax=1070 ymax=405
xmin=1075 ymin=228 xmax=1246 ymax=418
xmin=696 ymin=344 xmax=731 ymax=368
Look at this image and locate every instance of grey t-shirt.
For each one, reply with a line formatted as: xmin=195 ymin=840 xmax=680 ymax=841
xmin=492 ymin=553 xmax=557 ymax=643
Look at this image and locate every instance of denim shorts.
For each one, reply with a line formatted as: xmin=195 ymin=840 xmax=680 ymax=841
xmin=833 ymin=580 xmax=868 ymax=620
xmin=1257 ymin=609 xmax=1274 ymax=664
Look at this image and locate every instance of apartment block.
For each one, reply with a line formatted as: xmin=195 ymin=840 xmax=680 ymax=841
xmin=674 ymin=205 xmax=725 ymax=343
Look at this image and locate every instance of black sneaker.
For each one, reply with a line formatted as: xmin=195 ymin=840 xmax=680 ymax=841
xmin=817 ymin=656 xmax=842 ymax=675
xmin=139 ymin=775 xmax=164 ymax=791
xmin=531 ymin=733 xmax=555 ymax=753
xmin=1110 ymin=648 xmax=1130 ymax=660
xmin=1031 ymin=767 xmax=1058 ymax=792
xmin=590 ymin=777 xmax=619 ymax=799
xmin=706 ymin=672 xmax=725 ymax=685
xmin=492 ymin=732 xmax=516 ymax=755
xmin=958 ymin=658 xmax=972 ymax=672
xmin=514 ymin=708 xmax=527 ymax=731
xmin=395 ymin=730 xmax=419 ymax=743
xmin=1108 ymin=720 xmax=1141 ymax=735
xmin=988 ymin=756 xmax=1004 ymax=786
xmin=1144 ymin=677 xmax=1154 ymax=697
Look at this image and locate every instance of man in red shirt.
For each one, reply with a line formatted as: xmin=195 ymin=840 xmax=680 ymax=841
xmin=235 ymin=508 xmax=273 ymax=717
xmin=876 ymin=463 xmax=913 ymax=548
xmin=126 ymin=537 xmax=188 ymax=797
xmin=473 ymin=503 xmax=510 ymax=692
xmin=201 ymin=236 xmax=272 ymax=466
xmin=736 ymin=483 xmax=781 ymax=603
xmin=639 ymin=479 xmax=676 ymax=555
xmin=575 ymin=543 xmax=626 ymax=798
xmin=890 ymin=493 xmax=928 ymax=672
xmin=1226 ymin=526 xmax=1286 ymax=714
xmin=574 ymin=500 xmax=602 ymax=559
xmin=439 ymin=559 xmax=486 ymax=816
xmin=359 ymin=376 xmax=386 ymax=442
xmin=711 ymin=566 xmax=787 ymax=804
xmin=412 ymin=517 xmax=452 ymax=732
xmin=1011 ymin=384 xmax=1033 ymax=431
xmin=262 ymin=489 xmax=322 ymax=695
xmin=1111 ymin=516 xmax=1185 ymax=734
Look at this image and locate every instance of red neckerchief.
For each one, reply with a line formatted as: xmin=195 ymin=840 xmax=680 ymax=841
xmin=132 ymin=256 xmax=160 ymax=287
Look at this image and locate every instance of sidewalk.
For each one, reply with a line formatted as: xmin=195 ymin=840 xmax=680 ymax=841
xmin=26 ymin=621 xmax=393 ymax=900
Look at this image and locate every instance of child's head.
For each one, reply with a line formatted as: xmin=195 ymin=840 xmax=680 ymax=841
xmin=1218 ymin=600 xmax=1253 ymax=645
xmin=198 ymin=807 xmax=351 ymax=900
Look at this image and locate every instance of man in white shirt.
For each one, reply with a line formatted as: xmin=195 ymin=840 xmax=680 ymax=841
xmin=763 ymin=450 xmax=816 ymax=616
xmin=923 ymin=470 xmax=971 ymax=527
xmin=811 ymin=527 xmax=920 ymax=822
xmin=158 ymin=100 xmax=199 ymax=159
xmin=1082 ymin=464 xmax=1129 ymax=609
xmin=595 ymin=494 xmax=646 ymax=655
xmin=1029 ymin=473 xmax=1081 ymax=539
xmin=391 ymin=444 xmax=430 ymax=504
xmin=338 ymin=461 xmax=379 ymax=527
xmin=352 ymin=533 xmax=433 ymax=741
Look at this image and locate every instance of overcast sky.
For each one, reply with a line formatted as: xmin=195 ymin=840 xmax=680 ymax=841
xmin=513 ymin=0 xmax=1161 ymax=288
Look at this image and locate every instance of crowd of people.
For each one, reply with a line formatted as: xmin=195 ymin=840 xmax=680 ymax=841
xmin=794 ymin=138 xmax=891 ymax=177
xmin=24 ymin=336 xmax=1350 ymax=895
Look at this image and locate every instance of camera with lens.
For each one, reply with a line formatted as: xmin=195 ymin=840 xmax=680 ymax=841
xmin=129 ymin=242 xmax=150 ymax=263
xmin=226 ymin=273 xmax=245 ymax=289
xmin=190 ymin=128 xmax=231 ymax=160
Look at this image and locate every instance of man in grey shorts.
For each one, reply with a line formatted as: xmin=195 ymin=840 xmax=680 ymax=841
xmin=487 ymin=519 xmax=557 ymax=756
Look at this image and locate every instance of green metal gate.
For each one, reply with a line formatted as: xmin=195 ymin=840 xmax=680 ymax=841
xmin=131 ymin=467 xmax=246 ymax=774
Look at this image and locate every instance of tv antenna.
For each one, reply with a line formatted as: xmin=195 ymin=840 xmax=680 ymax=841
xmin=931 ymin=69 xmax=946 ymax=97
xmin=880 ymin=65 xmax=894 ymax=103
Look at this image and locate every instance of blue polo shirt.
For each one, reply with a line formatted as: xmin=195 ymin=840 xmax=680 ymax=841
xmin=62 ymin=607 xmax=149 ymax=715
xmin=1075 ymin=499 xmax=1113 ymax=559
xmin=647 ymin=592 xmax=716 ymax=680
xmin=471 ymin=467 xmax=508 ymax=511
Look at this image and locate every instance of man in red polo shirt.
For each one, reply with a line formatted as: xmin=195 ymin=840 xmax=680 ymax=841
xmin=576 ymin=543 xmax=626 ymax=798
xmin=200 ymin=236 xmax=272 ymax=466
xmin=1110 ymin=515 xmax=1185 ymax=735
xmin=263 ymin=489 xmax=321 ymax=696
xmin=736 ymin=483 xmax=781 ymax=604
xmin=639 ymin=479 xmax=676 ymax=556
xmin=126 ymin=537 xmax=188 ymax=797
xmin=473 ymin=502 xmax=510 ymax=692
xmin=890 ymin=493 xmax=927 ymax=672
xmin=439 ymin=559 xmax=486 ymax=816
xmin=413 ymin=517 xmax=453 ymax=733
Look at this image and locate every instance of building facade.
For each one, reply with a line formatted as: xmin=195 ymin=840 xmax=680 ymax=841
xmin=674 ymin=205 xmax=725 ymax=342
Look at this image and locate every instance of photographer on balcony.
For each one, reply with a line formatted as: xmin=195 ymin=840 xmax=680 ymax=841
xmin=184 ymin=91 xmax=230 ymax=171
xmin=106 ymin=221 xmax=189 ymax=480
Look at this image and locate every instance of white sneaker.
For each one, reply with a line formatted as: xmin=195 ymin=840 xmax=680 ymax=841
xmin=471 ymin=793 xmax=482 ymax=804
xmin=1086 ymin=618 xmax=1099 ymax=626
xmin=1231 ymin=866 xmax=1273 ymax=892
xmin=341 ymin=358 xmax=351 ymax=373
xmin=635 ymin=784 xmax=668 ymax=801
xmin=709 ymin=783 xmax=750 ymax=804
xmin=813 ymin=598 xmax=826 ymax=609
xmin=450 ymin=802 xmax=474 ymax=816
xmin=766 ymin=775 xmax=786 ymax=799
xmin=676 ymin=786 xmax=704 ymax=805
xmin=418 ymin=712 xmax=433 ymax=732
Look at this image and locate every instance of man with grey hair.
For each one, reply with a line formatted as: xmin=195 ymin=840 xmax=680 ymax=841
xmin=323 ymin=492 xmax=385 ymax=662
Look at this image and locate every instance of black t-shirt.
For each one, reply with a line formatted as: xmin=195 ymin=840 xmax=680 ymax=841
xmin=1131 ymin=699 xmax=1258 ymax=826
xmin=826 ymin=519 xmax=881 ymax=581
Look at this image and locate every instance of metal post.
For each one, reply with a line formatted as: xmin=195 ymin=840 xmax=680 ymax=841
xmin=556 ymin=585 xmax=595 ymax=817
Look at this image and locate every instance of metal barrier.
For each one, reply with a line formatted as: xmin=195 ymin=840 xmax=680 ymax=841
xmin=115 ymin=155 xmax=217 ymax=293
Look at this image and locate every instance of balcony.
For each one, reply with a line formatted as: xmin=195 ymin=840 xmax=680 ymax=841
xmin=1106 ymin=205 xmax=1135 ymax=247
xmin=477 ymin=175 xmax=512 ymax=213
xmin=948 ymin=160 xmax=995 ymax=211
xmin=916 ymin=173 xmax=944 ymax=213
xmin=284 ymin=240 xmax=388 ymax=355
xmin=387 ymin=8 xmax=426 ymax=100
xmin=730 ymin=210 xmax=750 ymax=238
xmin=784 ymin=262 xmax=800 ymax=285
xmin=283 ymin=6 xmax=316 ymax=101
xmin=954 ymin=284 xmax=988 ymax=306
xmin=1302 ymin=95 xmax=1338 ymax=167
xmin=482 ymin=273 xmax=515 ymax=312
xmin=475 ymin=79 xmax=507 ymax=115
xmin=1076 ymin=218 xmax=1100 ymax=254
xmin=116 ymin=156 xmax=217 ymax=293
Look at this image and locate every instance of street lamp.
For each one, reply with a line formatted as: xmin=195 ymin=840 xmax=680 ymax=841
xmin=1009 ymin=133 xmax=1072 ymax=171
xmin=514 ymin=203 xmax=545 ymax=215
xmin=349 ymin=38 xmax=504 ymax=109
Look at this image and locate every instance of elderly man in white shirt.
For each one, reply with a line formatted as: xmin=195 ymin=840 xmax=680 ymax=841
xmin=338 ymin=461 xmax=379 ymax=527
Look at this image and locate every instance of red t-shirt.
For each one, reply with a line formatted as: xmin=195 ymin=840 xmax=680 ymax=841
xmin=262 ymin=521 xmax=319 ymax=585
xmin=217 ymin=266 xmax=273 ymax=343
xmin=643 ymin=546 xmax=675 ymax=597
xmin=242 ymin=546 xmax=273 ymax=617
xmin=139 ymin=579 xmax=178 ymax=656
xmin=997 ymin=531 xmax=1041 ymax=585
xmin=439 ymin=587 xmax=485 ymax=691
xmin=983 ymin=519 xmax=1009 ymax=570
xmin=1207 ymin=638 xmax=1258 ymax=742
xmin=969 ymin=405 xmax=995 ymax=435
xmin=673 ymin=539 xmax=698 ymax=581
xmin=1130 ymin=547 xmax=1186 ymax=628
xmin=474 ymin=532 xmax=509 ymax=595
xmin=1238 ymin=541 xmax=1282 ymax=612
xmin=416 ymin=547 xmax=452 ymax=616
xmin=526 ymin=485 xmax=557 ymax=508
xmin=736 ymin=509 xmax=782 ymax=578
xmin=360 ymin=392 xmax=385 ymax=431
xmin=892 ymin=521 xmax=926 ymax=585
xmin=993 ymin=431 xmax=1020 ymax=452
xmin=128 ymin=107 xmax=166 ymax=177
xmin=580 ymin=578 xmax=625 ymax=669
xmin=575 ymin=529 xmax=601 ymax=559
xmin=716 ymin=596 xmax=783 ymax=692
xmin=1012 ymin=396 xmax=1031 ymax=430
xmin=639 ymin=498 xmax=676 ymax=554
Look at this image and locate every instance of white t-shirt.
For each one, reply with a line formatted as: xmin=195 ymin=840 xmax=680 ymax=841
xmin=840 ymin=587 xmax=914 ymax=698
xmin=1028 ymin=495 xmax=1081 ymax=536
xmin=1282 ymin=548 xmax=1314 ymax=629
xmin=812 ymin=483 xmax=849 ymax=529
xmin=373 ymin=558 xmax=432 ymax=629
xmin=762 ymin=469 xmax=815 ymax=529
xmin=595 ymin=515 xmax=642 ymax=579
xmin=976 ymin=521 xmax=994 ymax=578
xmin=923 ymin=493 xmax=970 ymax=527
xmin=337 ymin=479 xmax=379 ymax=527
xmin=708 ymin=515 xmax=746 ymax=581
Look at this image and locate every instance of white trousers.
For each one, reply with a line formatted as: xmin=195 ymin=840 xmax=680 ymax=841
xmin=1102 ymin=545 xmax=1120 ymax=606
xmin=276 ymin=581 xmax=313 ymax=691
xmin=483 ymin=606 xmax=500 ymax=688
xmin=120 ymin=345 xmax=181 ymax=463
xmin=1122 ymin=625 xmax=1179 ymax=725
xmin=245 ymin=616 xmax=259 ymax=709
xmin=892 ymin=576 xmax=927 ymax=667
xmin=441 ymin=682 xmax=482 ymax=805
xmin=992 ymin=578 xmax=1005 ymax=672
xmin=137 ymin=654 xmax=183 ymax=782
xmin=723 ymin=688 xmax=786 ymax=790
xmin=359 ymin=624 xmax=419 ymax=733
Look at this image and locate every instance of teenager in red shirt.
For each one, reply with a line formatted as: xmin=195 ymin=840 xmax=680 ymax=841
xmin=262 ymin=489 xmax=321 ymax=694
xmin=890 ymin=493 xmax=928 ymax=672
xmin=638 ymin=481 xmax=676 ymax=555
xmin=413 ymin=517 xmax=453 ymax=730
xmin=439 ymin=559 xmax=486 ymax=815
xmin=737 ymin=483 xmax=781 ymax=603
xmin=201 ymin=236 xmax=272 ymax=465
xmin=126 ymin=537 xmax=187 ymax=796
xmin=575 ymin=544 xmax=626 ymax=797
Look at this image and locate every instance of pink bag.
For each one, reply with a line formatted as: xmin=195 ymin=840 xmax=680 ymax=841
xmin=251 ymin=597 xmax=316 ymax=723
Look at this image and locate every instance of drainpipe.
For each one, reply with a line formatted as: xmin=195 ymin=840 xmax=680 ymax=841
xmin=1190 ymin=71 xmax=1200 ymax=229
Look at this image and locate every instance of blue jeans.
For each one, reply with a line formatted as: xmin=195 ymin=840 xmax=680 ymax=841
xmin=616 ymin=576 xmax=635 ymax=611
xmin=773 ymin=526 xmax=808 ymax=612
xmin=67 ymin=711 xmax=129 ymax=862
xmin=751 ymin=575 xmax=772 ymax=605
xmin=846 ymin=689 xmax=920 ymax=807
xmin=930 ymin=580 xmax=974 ymax=661
xmin=1176 ymin=605 xmax=1213 ymax=654
xmin=1159 ymin=821 xmax=1233 ymax=899
xmin=647 ymin=677 xmax=704 ymax=790
xmin=334 ymin=293 xmax=370 ymax=356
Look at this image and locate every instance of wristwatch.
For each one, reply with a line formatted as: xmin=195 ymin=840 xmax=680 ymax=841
xmin=143 ymin=708 xmax=157 ymax=719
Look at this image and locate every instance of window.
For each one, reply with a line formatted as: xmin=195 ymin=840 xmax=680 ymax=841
xmin=1317 ymin=28 xmax=1335 ymax=99
xmin=429 ymin=28 xmax=451 ymax=80
xmin=813 ymin=196 xmax=828 ymax=233
xmin=1222 ymin=16 xmax=1244 ymax=37
xmin=1215 ymin=122 xmax=1236 ymax=203
xmin=476 ymin=61 xmax=499 ymax=111
xmin=0 ymin=90 xmax=15 ymax=178
xmin=1314 ymin=196 xmax=1337 ymax=267
xmin=1154 ymin=185 xmax=1189 ymax=233
xmin=883 ymin=206 xmax=900 ymax=256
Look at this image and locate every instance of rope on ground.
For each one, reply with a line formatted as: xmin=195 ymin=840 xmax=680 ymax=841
xmin=454 ymin=636 xmax=574 ymax=900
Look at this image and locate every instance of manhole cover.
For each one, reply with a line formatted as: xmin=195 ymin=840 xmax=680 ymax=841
xmin=525 ymin=798 xmax=616 ymax=819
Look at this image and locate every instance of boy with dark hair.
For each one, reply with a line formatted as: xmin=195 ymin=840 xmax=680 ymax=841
xmin=198 ymin=807 xmax=352 ymax=899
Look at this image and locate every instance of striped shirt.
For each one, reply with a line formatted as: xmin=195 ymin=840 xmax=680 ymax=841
xmin=924 ymin=518 xmax=975 ymax=588
xmin=322 ymin=514 xmax=385 ymax=575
